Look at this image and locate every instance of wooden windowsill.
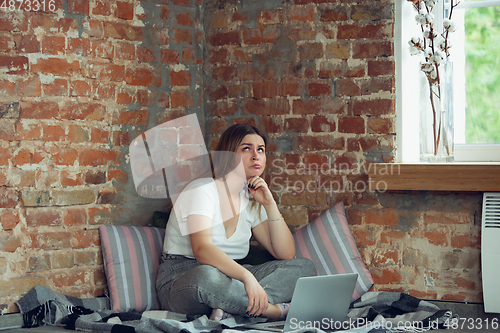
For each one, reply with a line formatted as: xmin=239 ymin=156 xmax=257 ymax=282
xmin=368 ymin=163 xmax=500 ymax=191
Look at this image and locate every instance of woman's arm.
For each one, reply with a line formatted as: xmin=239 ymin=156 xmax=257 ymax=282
xmin=247 ymin=177 xmax=296 ymax=260
xmin=251 ymin=202 xmax=296 ymax=260
xmin=188 ymin=214 xmax=269 ymax=316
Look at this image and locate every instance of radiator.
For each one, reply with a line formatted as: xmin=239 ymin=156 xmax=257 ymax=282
xmin=482 ymin=192 xmax=500 ymax=313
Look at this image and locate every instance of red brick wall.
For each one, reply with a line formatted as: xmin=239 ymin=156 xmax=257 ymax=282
xmin=203 ymin=0 xmax=483 ymax=304
xmin=0 ymin=0 xmax=203 ymax=313
xmin=0 ymin=0 xmax=483 ymax=314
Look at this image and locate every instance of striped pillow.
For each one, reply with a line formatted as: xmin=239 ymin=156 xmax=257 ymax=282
xmin=99 ymin=225 xmax=165 ymax=312
xmin=294 ymin=202 xmax=373 ymax=302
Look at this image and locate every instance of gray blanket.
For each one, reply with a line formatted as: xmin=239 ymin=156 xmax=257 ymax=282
xmin=16 ymin=286 xmax=457 ymax=333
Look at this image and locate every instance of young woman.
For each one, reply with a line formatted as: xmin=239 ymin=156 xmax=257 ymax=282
xmin=156 ymin=124 xmax=316 ymax=320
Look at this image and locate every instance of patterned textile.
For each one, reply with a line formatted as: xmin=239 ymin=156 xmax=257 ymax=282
xmin=99 ymin=225 xmax=165 ymax=312
xmin=16 ymin=286 xmax=457 ymax=333
xmin=294 ymin=202 xmax=374 ymax=302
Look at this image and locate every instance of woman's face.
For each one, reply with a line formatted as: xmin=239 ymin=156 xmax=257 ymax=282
xmin=236 ymin=134 xmax=266 ymax=179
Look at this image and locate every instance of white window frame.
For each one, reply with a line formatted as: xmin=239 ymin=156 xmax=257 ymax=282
xmin=395 ymin=0 xmax=500 ymax=162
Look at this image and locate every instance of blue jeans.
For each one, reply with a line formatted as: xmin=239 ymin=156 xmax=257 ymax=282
xmin=156 ymin=254 xmax=317 ymax=316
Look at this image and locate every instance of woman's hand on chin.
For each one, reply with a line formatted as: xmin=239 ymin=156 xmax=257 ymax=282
xmin=246 ymin=176 xmax=275 ymax=207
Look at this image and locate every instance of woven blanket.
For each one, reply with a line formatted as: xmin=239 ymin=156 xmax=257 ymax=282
xmin=16 ymin=286 xmax=456 ymax=333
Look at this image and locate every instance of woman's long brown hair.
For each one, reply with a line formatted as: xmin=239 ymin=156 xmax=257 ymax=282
xmin=166 ymin=124 xmax=268 ymax=214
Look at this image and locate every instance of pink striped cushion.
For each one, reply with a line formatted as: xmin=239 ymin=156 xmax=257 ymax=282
xmin=293 ymin=202 xmax=373 ymax=302
xmin=99 ymin=225 xmax=165 ymax=312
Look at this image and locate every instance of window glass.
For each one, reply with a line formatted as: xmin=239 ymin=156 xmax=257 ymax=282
xmin=462 ymin=5 xmax=500 ymax=143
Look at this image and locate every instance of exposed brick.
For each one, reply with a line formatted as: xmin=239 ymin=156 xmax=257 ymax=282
xmin=368 ymin=60 xmax=395 ymax=76
xmin=208 ymin=101 xmax=238 ymax=116
xmin=14 ymin=35 xmax=40 ymax=53
xmin=93 ymin=1 xmax=112 ymax=16
xmin=20 ymin=102 xmax=59 ymax=119
xmin=0 ymin=120 xmax=15 ymax=140
xmin=17 ymin=77 xmax=42 ymax=97
xmin=43 ymin=79 xmax=68 ymax=96
xmin=308 ymin=82 xmax=331 ymax=96
xmin=177 ymin=12 xmax=193 ymax=26
xmin=281 ymin=189 xmax=327 ymax=206
xmin=285 ymin=118 xmax=309 ymax=133
xmin=293 ymin=97 xmax=344 ymax=115
xmin=451 ymin=234 xmax=480 ymax=249
xmin=93 ymin=82 xmax=115 ymax=101
xmin=352 ymin=99 xmax=395 ymax=116
xmin=372 ymin=268 xmax=403 ymax=285
xmin=32 ymin=58 xmax=79 ymax=76
xmin=368 ymin=117 xmax=394 ymax=134
xmin=48 ymin=147 xmax=79 ymax=166
xmin=171 ymin=90 xmax=194 ymax=108
xmin=212 ymin=66 xmax=237 ymax=81
xmin=71 ymin=230 xmax=99 ymax=249
xmin=115 ymin=41 xmax=135 ymax=60
xmin=173 ymin=28 xmax=193 ymax=45
xmin=353 ymin=41 xmax=393 ymax=59
xmin=338 ymin=116 xmax=365 ymax=134
xmin=360 ymin=77 xmax=394 ymax=95
xmin=104 ymin=22 xmax=143 ymax=41
xmin=125 ymin=68 xmax=161 ymax=87
xmin=1 ymin=210 xmax=20 ymax=230
xmin=60 ymin=103 xmax=105 ymax=121
xmin=92 ymin=40 xmax=114 ymax=59
xmin=208 ymin=49 xmax=228 ymax=64
xmin=68 ymin=125 xmax=89 ymax=143
xmin=0 ymin=56 xmax=29 ymax=75
xmin=61 ymin=170 xmax=84 ymax=186
xmin=0 ymin=231 xmax=22 ymax=252
xmin=0 ymin=11 xmax=29 ymax=32
xmin=0 ymin=188 xmax=19 ymax=208
xmin=253 ymin=81 xmax=278 ymax=99
xmin=42 ymin=125 xmax=65 ymax=142
xmin=319 ymin=7 xmax=348 ymax=21
xmin=294 ymin=135 xmax=344 ymax=151
xmin=352 ymin=229 xmax=376 ymax=246
xmin=338 ymin=24 xmax=393 ymax=40
xmin=161 ymin=49 xmax=180 ymax=64
xmin=69 ymin=0 xmax=89 ymax=15
xmin=311 ymin=115 xmax=335 ymax=132
xmin=116 ymin=1 xmax=134 ymax=20
xmin=336 ymin=79 xmax=360 ymax=97
xmin=25 ymin=208 xmax=63 ymax=227
xmin=91 ymin=127 xmax=110 ymax=143
xmin=325 ymin=42 xmax=350 ymax=59
xmin=138 ymin=46 xmax=157 ymax=62
xmin=42 ymin=36 xmax=66 ymax=55
xmin=242 ymin=98 xmax=289 ymax=116
xmin=289 ymin=7 xmax=315 ymax=22
xmin=366 ymin=209 xmax=398 ymax=226
xmin=243 ymin=27 xmax=280 ymax=44
xmin=298 ymin=43 xmax=323 ymax=60
xmin=424 ymin=231 xmax=449 ymax=247
xmin=171 ymin=70 xmax=192 ymax=86
xmin=31 ymin=16 xmax=78 ymax=34
xmin=84 ymin=20 xmax=104 ymax=38
xmin=113 ymin=109 xmax=149 ymax=126
xmin=69 ymin=80 xmax=91 ymax=97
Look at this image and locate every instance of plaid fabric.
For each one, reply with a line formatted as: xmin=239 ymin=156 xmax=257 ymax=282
xmin=16 ymin=286 xmax=457 ymax=333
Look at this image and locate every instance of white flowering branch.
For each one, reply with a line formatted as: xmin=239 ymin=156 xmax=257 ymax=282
xmin=408 ymin=0 xmax=459 ymax=156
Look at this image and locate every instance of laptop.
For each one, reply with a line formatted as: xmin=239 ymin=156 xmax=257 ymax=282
xmin=244 ymin=273 xmax=358 ymax=332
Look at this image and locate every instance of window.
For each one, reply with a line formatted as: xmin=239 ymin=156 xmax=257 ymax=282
xmin=396 ymin=0 xmax=500 ymax=162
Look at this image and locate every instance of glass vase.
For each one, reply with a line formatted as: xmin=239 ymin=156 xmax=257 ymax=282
xmin=419 ymin=61 xmax=454 ymax=163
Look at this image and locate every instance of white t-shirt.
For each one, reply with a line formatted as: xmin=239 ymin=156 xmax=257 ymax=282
xmin=163 ymin=178 xmax=267 ymax=260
